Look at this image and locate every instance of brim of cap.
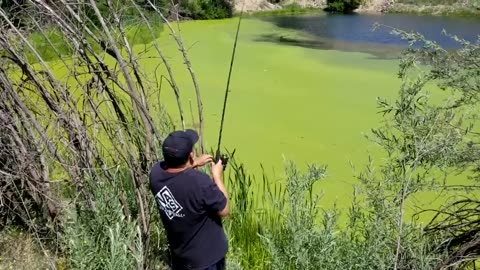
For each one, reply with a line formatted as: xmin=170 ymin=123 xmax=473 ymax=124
xmin=185 ymin=129 xmax=199 ymax=144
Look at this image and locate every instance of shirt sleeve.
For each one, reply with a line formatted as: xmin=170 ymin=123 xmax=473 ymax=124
xmin=199 ymin=176 xmax=227 ymax=214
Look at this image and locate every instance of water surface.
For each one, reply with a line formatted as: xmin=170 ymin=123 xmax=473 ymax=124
xmin=147 ymin=13 xmax=479 ymax=220
xmin=253 ymin=13 xmax=480 ymax=58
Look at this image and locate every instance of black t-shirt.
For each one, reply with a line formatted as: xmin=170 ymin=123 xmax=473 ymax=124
xmin=149 ymin=161 xmax=228 ymax=270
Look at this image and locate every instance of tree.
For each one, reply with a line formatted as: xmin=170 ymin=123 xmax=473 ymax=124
xmin=371 ymin=24 xmax=480 ymax=269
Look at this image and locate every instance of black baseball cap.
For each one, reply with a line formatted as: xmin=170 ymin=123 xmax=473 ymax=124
xmin=162 ymin=129 xmax=199 ymax=167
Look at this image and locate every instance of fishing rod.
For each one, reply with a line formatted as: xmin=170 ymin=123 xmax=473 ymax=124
xmin=215 ymin=7 xmax=244 ymax=167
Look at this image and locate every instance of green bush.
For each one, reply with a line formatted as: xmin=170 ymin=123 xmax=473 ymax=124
xmin=325 ymin=0 xmax=364 ymax=13
xmin=179 ymin=0 xmax=234 ymax=20
xmin=27 ymin=28 xmax=73 ymax=62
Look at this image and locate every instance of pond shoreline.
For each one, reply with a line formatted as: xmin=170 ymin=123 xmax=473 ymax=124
xmin=232 ymin=0 xmax=480 ymax=18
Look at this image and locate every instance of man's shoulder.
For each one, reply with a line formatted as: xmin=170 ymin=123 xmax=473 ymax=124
xmin=148 ymin=161 xmax=162 ymax=178
xmin=148 ymin=161 xmax=161 ymax=189
xmin=184 ymin=169 xmax=213 ymax=185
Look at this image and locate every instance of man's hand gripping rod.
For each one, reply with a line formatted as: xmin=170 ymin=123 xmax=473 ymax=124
xmin=215 ymin=10 xmax=243 ymax=169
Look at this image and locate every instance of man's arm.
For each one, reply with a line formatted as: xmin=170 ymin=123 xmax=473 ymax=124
xmin=194 ymin=156 xmax=230 ymax=218
xmin=211 ymin=159 xmax=229 ymax=217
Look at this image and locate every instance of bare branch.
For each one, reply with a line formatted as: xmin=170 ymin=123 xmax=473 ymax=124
xmin=147 ymin=0 xmax=205 ymax=152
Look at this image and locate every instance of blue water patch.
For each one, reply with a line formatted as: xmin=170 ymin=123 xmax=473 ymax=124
xmin=258 ymin=13 xmax=480 ymax=49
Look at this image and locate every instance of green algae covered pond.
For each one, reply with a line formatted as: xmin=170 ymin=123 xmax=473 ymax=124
xmin=24 ymin=11 xmax=479 ymax=221
xmin=147 ymin=12 xmax=479 ymax=220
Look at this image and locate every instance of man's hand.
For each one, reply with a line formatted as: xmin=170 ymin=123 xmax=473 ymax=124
xmin=193 ymin=154 xmax=213 ymax=168
xmin=211 ymin=159 xmax=224 ymax=179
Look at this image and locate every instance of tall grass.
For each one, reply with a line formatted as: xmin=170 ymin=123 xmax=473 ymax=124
xmin=63 ymin=179 xmax=145 ymax=270
xmin=222 ymin=156 xmax=444 ymax=270
xmin=61 ymin=171 xmax=171 ymax=270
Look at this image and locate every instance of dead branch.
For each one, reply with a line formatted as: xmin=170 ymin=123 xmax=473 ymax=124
xmin=424 ymin=198 xmax=480 ymax=269
xmin=131 ymin=0 xmax=186 ymax=132
xmin=147 ymin=0 xmax=205 ymax=152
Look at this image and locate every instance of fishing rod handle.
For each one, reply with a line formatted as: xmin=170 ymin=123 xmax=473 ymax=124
xmin=215 ymin=149 xmax=229 ymax=170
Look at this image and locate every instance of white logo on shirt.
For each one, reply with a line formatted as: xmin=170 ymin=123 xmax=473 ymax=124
xmin=155 ymin=186 xmax=185 ymax=220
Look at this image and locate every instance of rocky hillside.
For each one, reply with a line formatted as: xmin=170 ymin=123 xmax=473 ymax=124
xmin=233 ymin=0 xmax=327 ymax=12
xmin=233 ymin=0 xmax=395 ymax=13
xmin=357 ymin=0 xmax=395 ymax=13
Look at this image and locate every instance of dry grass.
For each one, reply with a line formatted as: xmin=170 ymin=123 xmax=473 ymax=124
xmin=0 ymin=229 xmax=64 ymax=270
xmin=389 ymin=2 xmax=480 ymax=16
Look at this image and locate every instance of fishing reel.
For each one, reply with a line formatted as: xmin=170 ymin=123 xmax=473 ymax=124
xmin=215 ymin=150 xmax=230 ymax=170
xmin=214 ymin=149 xmax=235 ymax=170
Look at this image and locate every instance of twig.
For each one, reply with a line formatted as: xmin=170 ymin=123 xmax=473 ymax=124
xmin=0 ymin=169 xmax=15 ymax=177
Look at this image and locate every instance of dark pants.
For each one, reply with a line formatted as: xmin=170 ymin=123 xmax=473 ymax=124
xmin=171 ymin=258 xmax=226 ymax=270
xmin=203 ymin=258 xmax=225 ymax=270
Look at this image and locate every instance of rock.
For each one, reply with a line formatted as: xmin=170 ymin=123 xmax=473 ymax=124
xmin=357 ymin=0 xmax=395 ymax=13
xmin=282 ymin=0 xmax=326 ymax=8
xmin=233 ymin=0 xmax=326 ymax=12
xmin=234 ymin=0 xmax=281 ymax=12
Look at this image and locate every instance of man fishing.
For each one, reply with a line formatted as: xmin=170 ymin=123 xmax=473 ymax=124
xmin=149 ymin=4 xmax=243 ymax=269
xmin=149 ymin=129 xmax=230 ymax=270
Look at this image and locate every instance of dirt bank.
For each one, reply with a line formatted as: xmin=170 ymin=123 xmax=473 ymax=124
xmin=233 ymin=0 xmax=396 ymax=14
xmin=233 ymin=0 xmax=326 ymax=12
xmin=357 ymin=0 xmax=395 ymax=13
xmin=234 ymin=0 xmax=478 ymax=15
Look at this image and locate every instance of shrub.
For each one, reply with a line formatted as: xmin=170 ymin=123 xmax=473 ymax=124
xmin=325 ymin=0 xmax=364 ymax=13
xmin=371 ymin=24 xmax=480 ymax=269
xmin=178 ymin=0 xmax=234 ymax=20
xmin=27 ymin=28 xmax=74 ymax=62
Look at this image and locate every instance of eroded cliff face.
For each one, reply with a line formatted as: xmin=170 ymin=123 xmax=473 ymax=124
xmin=357 ymin=0 xmax=395 ymax=13
xmin=233 ymin=0 xmax=327 ymax=12
xmin=233 ymin=0 xmax=394 ymax=13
